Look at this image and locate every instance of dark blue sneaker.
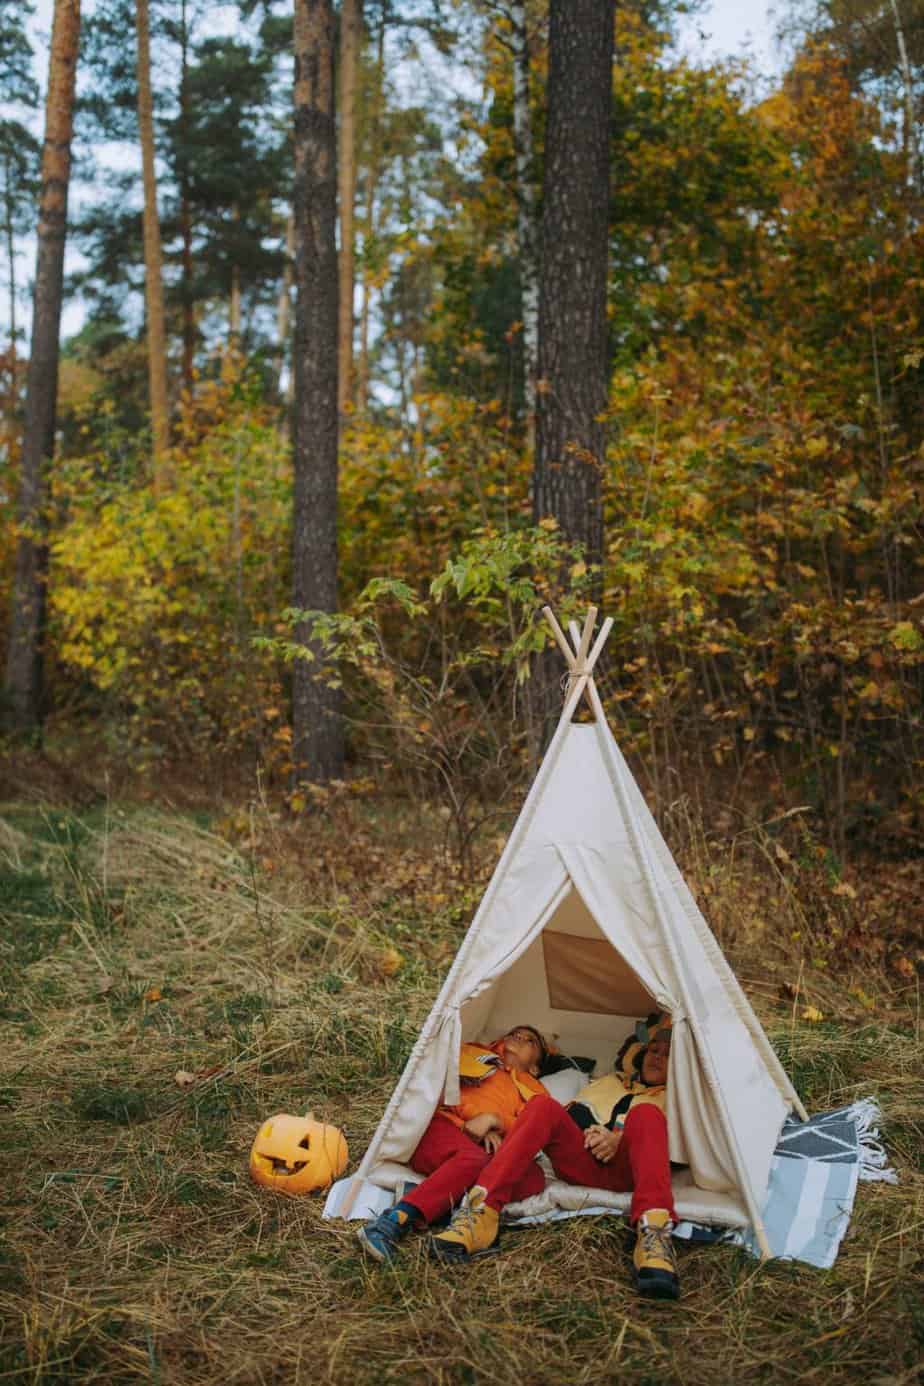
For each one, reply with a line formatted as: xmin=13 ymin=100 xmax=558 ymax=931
xmin=357 ymin=1204 xmax=416 ymax=1264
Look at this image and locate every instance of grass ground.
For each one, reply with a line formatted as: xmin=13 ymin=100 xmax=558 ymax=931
xmin=0 ymin=783 xmax=920 ymax=1385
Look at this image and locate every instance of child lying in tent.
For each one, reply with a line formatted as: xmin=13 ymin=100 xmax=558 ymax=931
xmin=358 ymin=1014 xmax=679 ymax=1300
xmin=357 ymin=1025 xmax=550 ymax=1262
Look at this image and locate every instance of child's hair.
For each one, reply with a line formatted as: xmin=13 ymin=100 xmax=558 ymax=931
xmin=615 ymin=1011 xmax=672 ymax=1080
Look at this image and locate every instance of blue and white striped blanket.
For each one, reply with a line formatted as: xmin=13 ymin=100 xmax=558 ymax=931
xmin=715 ymin=1099 xmax=897 ymax=1268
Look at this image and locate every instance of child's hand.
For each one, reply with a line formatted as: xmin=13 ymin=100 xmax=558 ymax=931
xmin=584 ymin=1123 xmax=622 ymax=1163
xmin=482 ymin=1130 xmax=503 ymax=1155
xmin=463 ymin=1112 xmax=501 ymax=1143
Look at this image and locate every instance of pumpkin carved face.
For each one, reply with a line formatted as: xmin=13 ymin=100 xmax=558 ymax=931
xmin=249 ymin=1113 xmax=348 ymax=1196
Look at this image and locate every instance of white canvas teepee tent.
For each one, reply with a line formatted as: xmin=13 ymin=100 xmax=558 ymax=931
xmin=340 ymin=608 xmax=806 ymax=1257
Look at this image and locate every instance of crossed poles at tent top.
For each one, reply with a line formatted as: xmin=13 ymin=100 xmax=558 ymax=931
xmin=542 ymin=606 xmax=613 ymax=714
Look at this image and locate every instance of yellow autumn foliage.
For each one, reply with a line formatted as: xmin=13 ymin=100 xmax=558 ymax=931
xmin=50 ymin=405 xmax=291 ymax=748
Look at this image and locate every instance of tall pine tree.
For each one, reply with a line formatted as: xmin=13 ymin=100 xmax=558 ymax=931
xmin=136 ymin=0 xmax=171 ymax=476
xmin=532 ymin=0 xmax=612 ymax=576
xmin=292 ymin=0 xmax=344 ymax=783
xmin=4 ymin=0 xmax=81 ymax=733
xmin=0 ymin=0 xmax=40 ymax=421
xmin=531 ymin=0 xmax=612 ymax=744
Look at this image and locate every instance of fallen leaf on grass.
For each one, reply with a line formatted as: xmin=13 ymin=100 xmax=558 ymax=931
xmin=850 ymin=987 xmax=876 ymax=1011
xmin=173 ymin=1064 xmax=224 ymax=1088
xmin=380 ymin=947 xmax=404 ymax=977
xmin=802 ymin=1005 xmax=824 ymax=1022
xmin=143 ymin=986 xmax=163 ymax=1003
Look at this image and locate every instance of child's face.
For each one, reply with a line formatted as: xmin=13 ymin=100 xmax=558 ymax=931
xmin=640 ymin=1035 xmax=670 ymax=1085
xmin=500 ymin=1027 xmax=544 ymax=1076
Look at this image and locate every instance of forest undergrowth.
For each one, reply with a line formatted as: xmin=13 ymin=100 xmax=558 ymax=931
xmin=0 ymin=762 xmax=920 ymax=1385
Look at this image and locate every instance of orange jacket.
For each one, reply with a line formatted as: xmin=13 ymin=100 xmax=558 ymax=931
xmin=439 ymin=1040 xmax=547 ymax=1134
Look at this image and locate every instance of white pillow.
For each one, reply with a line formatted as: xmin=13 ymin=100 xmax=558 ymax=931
xmin=540 ymin=1067 xmax=589 ymax=1105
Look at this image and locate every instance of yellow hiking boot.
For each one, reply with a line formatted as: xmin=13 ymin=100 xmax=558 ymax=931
xmin=632 ymin=1208 xmax=680 ymax=1300
xmin=429 ymin=1186 xmax=500 ymax=1262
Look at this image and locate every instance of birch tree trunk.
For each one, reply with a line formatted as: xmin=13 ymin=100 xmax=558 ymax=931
xmin=357 ymin=9 xmax=384 ymax=413
xmin=337 ymin=0 xmax=362 ymax=415
xmin=178 ymin=0 xmax=195 ymax=390
xmin=229 ymin=203 xmax=241 ymax=342
xmin=230 ymin=264 xmax=241 ymax=340
xmin=886 ymin=0 xmax=921 ymax=196
xmin=292 ymin=0 xmax=344 ymax=784
xmin=3 ymin=0 xmax=80 ymax=734
xmin=136 ymin=0 xmax=170 ymax=481
xmin=4 ymin=163 xmax=17 ymax=423
xmin=275 ymin=213 xmax=295 ymax=401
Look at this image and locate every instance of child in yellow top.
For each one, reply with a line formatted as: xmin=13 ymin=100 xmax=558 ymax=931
xmin=567 ymin=1011 xmax=671 ymax=1159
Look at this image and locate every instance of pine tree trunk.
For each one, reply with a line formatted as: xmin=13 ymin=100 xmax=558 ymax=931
xmin=292 ymin=0 xmax=344 ymax=785
xmin=531 ymin=0 xmax=612 ymax=743
xmin=337 ymin=0 xmax=362 ymax=416
xmin=3 ymin=0 xmax=80 ymax=735
xmin=136 ymin=0 xmax=170 ymax=480
xmin=533 ymin=0 xmax=612 ymax=576
xmin=509 ymin=0 xmax=539 ymax=451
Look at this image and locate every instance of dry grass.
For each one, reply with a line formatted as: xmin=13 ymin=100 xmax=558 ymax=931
xmin=0 ymin=794 xmax=920 ymax=1385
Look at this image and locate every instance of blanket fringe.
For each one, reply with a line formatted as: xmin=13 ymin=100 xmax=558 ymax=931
xmin=846 ymin=1098 xmax=899 ymax=1184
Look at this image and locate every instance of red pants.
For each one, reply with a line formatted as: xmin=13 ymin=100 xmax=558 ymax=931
xmin=404 ymin=1114 xmax=543 ymax=1224
xmin=478 ymin=1094 xmax=676 ymax=1223
xmin=404 ymin=1097 xmax=675 ymax=1226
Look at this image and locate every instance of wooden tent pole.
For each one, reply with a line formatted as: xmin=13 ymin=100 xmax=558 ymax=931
xmin=570 ymin=616 xmax=613 ymax=672
xmin=543 ymin=606 xmax=577 ymax=667
xmin=543 ymin=607 xmax=612 ymax=720
xmin=574 ymin=607 xmax=597 ymax=667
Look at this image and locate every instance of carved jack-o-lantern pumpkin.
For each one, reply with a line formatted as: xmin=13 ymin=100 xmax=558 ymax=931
xmin=249 ymin=1112 xmax=348 ymax=1196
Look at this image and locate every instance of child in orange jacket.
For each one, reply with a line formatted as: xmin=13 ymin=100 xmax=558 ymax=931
xmin=357 ymin=1026 xmax=549 ymax=1263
